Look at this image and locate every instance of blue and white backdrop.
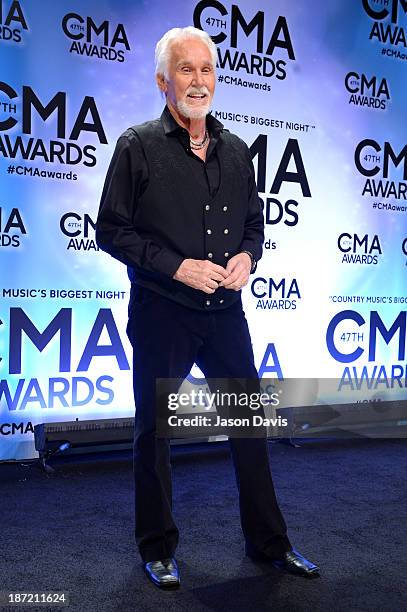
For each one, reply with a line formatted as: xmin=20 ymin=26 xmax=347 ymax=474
xmin=1 ymin=0 xmax=406 ymax=459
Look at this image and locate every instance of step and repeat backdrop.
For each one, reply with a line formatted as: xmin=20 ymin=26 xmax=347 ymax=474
xmin=1 ymin=0 xmax=406 ymax=459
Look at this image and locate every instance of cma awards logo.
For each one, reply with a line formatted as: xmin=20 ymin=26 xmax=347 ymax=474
xmin=345 ymin=72 xmax=391 ymax=110
xmin=0 ymin=82 xmax=107 ymax=168
xmin=60 ymin=212 xmax=98 ymax=252
xmin=354 ymin=139 xmax=407 ymax=200
xmin=250 ymin=134 xmax=311 ymax=228
xmin=62 ymin=13 xmax=130 ymax=63
xmin=0 ymin=206 xmax=26 ymax=247
xmin=0 ymin=0 xmax=28 ymax=44
xmin=0 ymin=308 xmax=129 ymax=411
xmin=251 ymin=277 xmax=301 ymax=310
xmin=362 ymin=0 xmax=407 ymax=54
xmin=338 ymin=233 xmax=382 ymax=265
xmin=193 ymin=1 xmax=295 ymax=80
xmin=326 ymin=309 xmax=407 ymax=388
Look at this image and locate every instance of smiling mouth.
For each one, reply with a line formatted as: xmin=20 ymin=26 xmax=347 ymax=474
xmin=187 ymin=94 xmax=207 ymax=100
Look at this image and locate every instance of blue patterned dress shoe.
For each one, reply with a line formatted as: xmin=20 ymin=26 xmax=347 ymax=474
xmin=143 ymin=558 xmax=180 ymax=588
xmin=272 ymin=549 xmax=320 ymax=577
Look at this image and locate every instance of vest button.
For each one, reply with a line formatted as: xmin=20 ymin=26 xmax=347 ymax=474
xmin=205 ymin=299 xmax=211 ymax=307
xmin=223 ymin=228 xmax=229 ymax=234
xmin=224 ymin=251 xmax=229 ymax=257
xmin=223 ymin=206 xmax=228 ymax=211
xmin=207 ymin=229 xmax=212 ymax=235
xmin=219 ymin=299 xmax=224 ymax=304
xmin=207 ymin=252 xmax=213 ymax=258
xmin=205 ymin=204 xmax=210 ymax=211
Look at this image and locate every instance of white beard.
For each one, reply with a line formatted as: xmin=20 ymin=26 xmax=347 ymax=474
xmin=176 ymin=98 xmax=211 ymax=119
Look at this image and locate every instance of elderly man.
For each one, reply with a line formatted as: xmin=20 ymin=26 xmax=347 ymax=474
xmin=96 ymin=26 xmax=319 ymax=588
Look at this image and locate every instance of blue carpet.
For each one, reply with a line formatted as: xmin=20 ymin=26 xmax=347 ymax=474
xmin=0 ymin=438 xmax=406 ymax=611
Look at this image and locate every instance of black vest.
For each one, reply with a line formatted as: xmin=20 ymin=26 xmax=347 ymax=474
xmin=128 ymin=119 xmax=250 ymax=311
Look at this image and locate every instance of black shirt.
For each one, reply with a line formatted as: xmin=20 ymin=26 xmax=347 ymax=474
xmin=95 ymin=106 xmax=264 ymax=310
xmin=162 ymin=105 xmax=221 ymax=198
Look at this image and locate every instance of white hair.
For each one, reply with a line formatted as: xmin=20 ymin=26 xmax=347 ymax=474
xmin=155 ymin=26 xmax=217 ymax=80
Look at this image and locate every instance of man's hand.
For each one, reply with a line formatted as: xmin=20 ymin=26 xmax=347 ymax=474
xmin=173 ymin=259 xmax=228 ymax=294
xmin=219 ymin=253 xmax=251 ymax=291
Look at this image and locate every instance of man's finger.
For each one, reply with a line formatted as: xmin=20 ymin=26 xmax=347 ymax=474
xmin=220 ymin=272 xmax=241 ymax=287
xmin=202 ymin=284 xmax=217 ymax=294
xmin=208 ymin=271 xmax=228 ymax=284
xmin=205 ymin=278 xmax=220 ymax=290
xmin=206 ymin=262 xmax=229 ymax=278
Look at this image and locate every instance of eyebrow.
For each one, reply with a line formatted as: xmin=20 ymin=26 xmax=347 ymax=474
xmin=176 ymin=60 xmax=213 ymax=68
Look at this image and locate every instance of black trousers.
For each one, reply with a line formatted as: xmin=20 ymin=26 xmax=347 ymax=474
xmin=126 ymin=285 xmax=292 ymax=562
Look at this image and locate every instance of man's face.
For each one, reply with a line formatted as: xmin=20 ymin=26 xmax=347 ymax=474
xmin=159 ymin=37 xmax=216 ymax=120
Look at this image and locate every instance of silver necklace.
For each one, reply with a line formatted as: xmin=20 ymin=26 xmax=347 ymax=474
xmin=190 ymin=129 xmax=209 ymax=150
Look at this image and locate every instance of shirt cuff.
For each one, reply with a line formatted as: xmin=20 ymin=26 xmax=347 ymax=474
xmin=240 ymin=250 xmax=257 ymax=273
xmin=153 ymin=249 xmax=185 ymax=278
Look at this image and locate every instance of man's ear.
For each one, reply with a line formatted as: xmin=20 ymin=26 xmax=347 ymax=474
xmin=156 ymin=73 xmax=167 ymax=93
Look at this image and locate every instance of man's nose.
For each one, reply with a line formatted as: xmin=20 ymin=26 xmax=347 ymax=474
xmin=191 ymin=70 xmax=204 ymax=87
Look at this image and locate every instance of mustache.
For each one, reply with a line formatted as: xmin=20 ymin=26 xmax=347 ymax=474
xmin=186 ymin=86 xmax=210 ymax=96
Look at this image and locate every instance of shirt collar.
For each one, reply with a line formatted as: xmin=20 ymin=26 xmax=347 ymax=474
xmin=160 ymin=105 xmax=224 ymax=137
